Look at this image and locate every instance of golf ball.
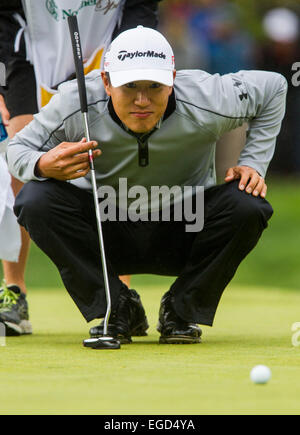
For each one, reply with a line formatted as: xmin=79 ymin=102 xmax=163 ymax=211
xmin=250 ymin=365 xmax=271 ymax=384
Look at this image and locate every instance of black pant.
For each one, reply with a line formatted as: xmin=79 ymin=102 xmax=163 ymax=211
xmin=14 ymin=179 xmax=273 ymax=326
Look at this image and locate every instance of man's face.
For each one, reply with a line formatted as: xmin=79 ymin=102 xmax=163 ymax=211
xmin=101 ymin=72 xmax=175 ymax=133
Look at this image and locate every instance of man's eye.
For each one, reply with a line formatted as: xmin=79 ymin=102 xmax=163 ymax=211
xmin=150 ymin=83 xmax=161 ymax=89
xmin=125 ymin=82 xmax=136 ymax=89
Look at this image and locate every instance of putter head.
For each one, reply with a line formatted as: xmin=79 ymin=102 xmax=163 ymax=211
xmin=83 ymin=336 xmax=121 ymax=350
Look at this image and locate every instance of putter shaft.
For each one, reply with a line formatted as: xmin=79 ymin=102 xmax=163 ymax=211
xmin=83 ymin=112 xmax=111 ymax=336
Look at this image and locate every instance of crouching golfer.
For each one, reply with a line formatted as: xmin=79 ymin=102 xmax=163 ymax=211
xmin=7 ymin=26 xmax=287 ymax=344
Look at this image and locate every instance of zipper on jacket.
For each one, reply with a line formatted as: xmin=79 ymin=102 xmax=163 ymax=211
xmin=137 ymin=137 xmax=149 ymax=167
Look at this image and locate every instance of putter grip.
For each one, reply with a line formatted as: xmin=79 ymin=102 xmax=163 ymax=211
xmin=68 ymin=15 xmax=88 ymax=114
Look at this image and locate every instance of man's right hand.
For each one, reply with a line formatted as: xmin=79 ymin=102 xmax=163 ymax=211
xmin=0 ymin=95 xmax=10 ymax=126
xmin=35 ymin=138 xmax=101 ymax=180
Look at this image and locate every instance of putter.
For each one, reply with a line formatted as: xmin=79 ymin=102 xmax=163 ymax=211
xmin=68 ymin=15 xmax=120 ymax=350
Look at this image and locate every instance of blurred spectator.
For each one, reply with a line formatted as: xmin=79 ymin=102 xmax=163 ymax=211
xmin=188 ymin=0 xmax=255 ymax=74
xmin=257 ymin=7 xmax=300 ymax=175
xmin=158 ymin=0 xmax=206 ymax=69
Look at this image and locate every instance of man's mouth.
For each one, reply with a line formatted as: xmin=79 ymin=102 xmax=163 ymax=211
xmin=130 ymin=112 xmax=153 ymax=119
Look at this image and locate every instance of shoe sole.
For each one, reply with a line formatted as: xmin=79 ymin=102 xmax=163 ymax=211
xmin=89 ymin=330 xmax=132 ymax=344
xmin=159 ymin=335 xmax=201 ymax=344
xmin=4 ymin=320 xmax=33 ymax=337
xmin=117 ymin=336 xmax=132 ymax=345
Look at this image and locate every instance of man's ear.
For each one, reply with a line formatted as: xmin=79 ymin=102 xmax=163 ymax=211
xmin=101 ymin=71 xmax=111 ymax=96
xmin=168 ymin=70 xmax=177 ymax=95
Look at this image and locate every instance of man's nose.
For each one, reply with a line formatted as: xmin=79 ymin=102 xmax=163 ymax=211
xmin=134 ymin=91 xmax=150 ymax=106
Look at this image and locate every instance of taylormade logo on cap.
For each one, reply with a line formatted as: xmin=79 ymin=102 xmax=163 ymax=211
xmin=118 ymin=50 xmax=167 ymax=62
xmin=104 ymin=26 xmax=175 ymax=88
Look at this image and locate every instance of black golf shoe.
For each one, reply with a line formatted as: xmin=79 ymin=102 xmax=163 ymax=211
xmin=157 ymin=291 xmax=202 ymax=344
xmin=0 ymin=282 xmax=32 ymax=336
xmin=89 ymin=287 xmax=149 ymax=344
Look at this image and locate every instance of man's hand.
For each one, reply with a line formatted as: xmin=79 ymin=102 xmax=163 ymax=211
xmin=0 ymin=94 xmax=10 ymax=126
xmin=225 ymin=165 xmax=267 ymax=198
xmin=36 ymin=138 xmax=101 ymax=180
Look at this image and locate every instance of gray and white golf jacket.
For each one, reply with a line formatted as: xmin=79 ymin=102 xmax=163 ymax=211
xmin=7 ymin=69 xmax=287 ymax=209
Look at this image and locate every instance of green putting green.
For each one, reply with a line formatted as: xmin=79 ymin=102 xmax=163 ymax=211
xmin=1 ymin=283 xmax=300 ymax=415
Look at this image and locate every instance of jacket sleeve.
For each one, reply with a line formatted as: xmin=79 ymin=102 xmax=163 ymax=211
xmin=112 ymin=0 xmax=162 ymax=39
xmin=6 ymin=91 xmax=68 ymax=182
xmin=209 ymin=70 xmax=288 ymax=177
xmin=234 ymin=71 xmax=287 ymax=177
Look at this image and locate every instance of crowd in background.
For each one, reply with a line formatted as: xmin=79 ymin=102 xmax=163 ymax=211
xmin=158 ymin=0 xmax=300 ymax=175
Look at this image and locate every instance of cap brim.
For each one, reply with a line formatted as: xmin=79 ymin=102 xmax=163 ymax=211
xmin=109 ymin=69 xmax=174 ymax=87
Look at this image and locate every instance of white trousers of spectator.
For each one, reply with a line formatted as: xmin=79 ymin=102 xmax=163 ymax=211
xmin=0 ymin=154 xmax=21 ymax=262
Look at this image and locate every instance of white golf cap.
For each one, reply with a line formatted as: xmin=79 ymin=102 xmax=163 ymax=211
xmin=104 ymin=26 xmax=175 ymax=87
